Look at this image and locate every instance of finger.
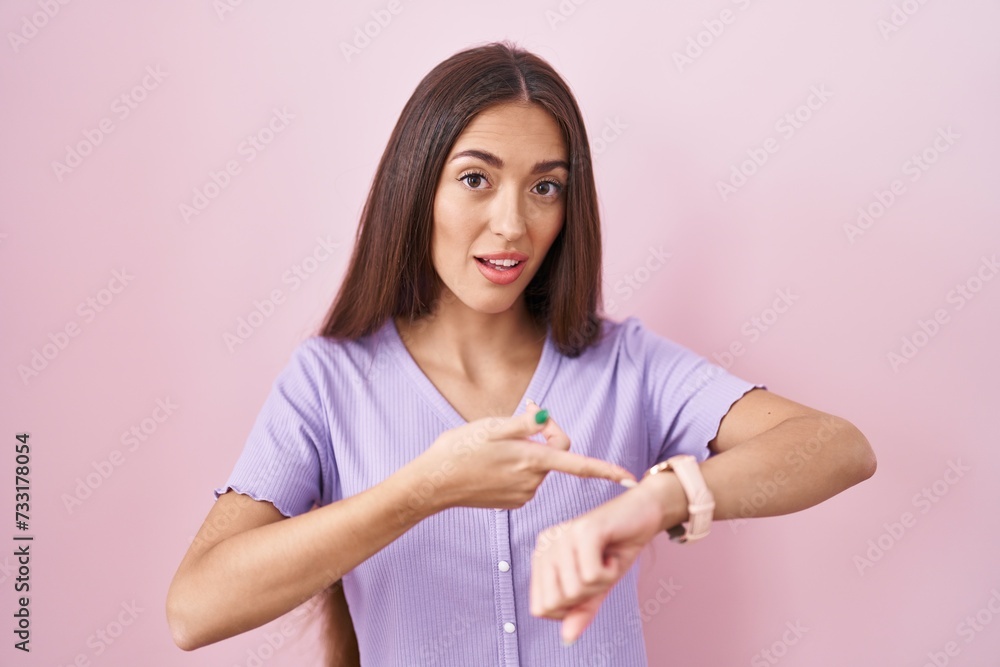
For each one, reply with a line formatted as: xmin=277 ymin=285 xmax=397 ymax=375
xmin=557 ymin=536 xmax=585 ymax=610
xmin=530 ymin=529 xmax=552 ymax=617
xmin=530 ymin=555 xmax=542 ymax=616
xmin=534 ymin=448 xmax=637 ymax=485
xmin=544 ymin=560 xmax=567 ymax=619
xmin=532 ymin=552 xmax=561 ymax=618
xmin=525 ymin=398 xmax=570 ymax=451
xmin=474 ymin=405 xmax=549 ymax=442
xmin=578 ymin=529 xmax=615 ymax=590
xmin=561 ymin=592 xmax=608 ymax=645
xmin=559 ymin=529 xmax=615 ymax=614
xmin=532 ymin=523 xmax=568 ymax=618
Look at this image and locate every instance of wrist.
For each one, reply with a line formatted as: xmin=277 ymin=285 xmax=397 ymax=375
xmin=637 ymin=470 xmax=689 ymax=533
xmin=392 ymin=457 xmax=451 ymax=522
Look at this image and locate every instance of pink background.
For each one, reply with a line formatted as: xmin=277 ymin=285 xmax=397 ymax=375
xmin=2 ymin=1 xmax=999 ymax=665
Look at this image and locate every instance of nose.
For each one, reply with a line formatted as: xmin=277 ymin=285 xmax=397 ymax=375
xmin=489 ymin=187 xmax=527 ymax=241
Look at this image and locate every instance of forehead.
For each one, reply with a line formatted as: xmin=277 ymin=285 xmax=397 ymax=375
xmin=450 ymin=103 xmax=567 ymax=160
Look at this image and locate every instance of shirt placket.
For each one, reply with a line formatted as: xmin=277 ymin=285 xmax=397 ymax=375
xmin=492 ymin=508 xmax=520 ymax=666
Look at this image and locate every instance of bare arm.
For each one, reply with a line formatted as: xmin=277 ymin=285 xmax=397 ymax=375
xmin=644 ymin=387 xmax=877 ymax=530
xmin=166 ymin=463 xmax=432 ymax=651
xmin=168 ymin=408 xmax=634 ymax=652
xmin=527 ymin=388 xmax=877 ymax=644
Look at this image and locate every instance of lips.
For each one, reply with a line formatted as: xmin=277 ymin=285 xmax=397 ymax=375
xmin=474 ymin=254 xmax=527 ymax=285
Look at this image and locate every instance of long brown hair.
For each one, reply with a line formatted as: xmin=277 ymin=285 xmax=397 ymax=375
xmin=316 ymin=39 xmax=605 ymax=357
xmin=312 ymin=40 xmax=607 ymax=665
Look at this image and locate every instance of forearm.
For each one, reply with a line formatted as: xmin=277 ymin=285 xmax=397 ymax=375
xmin=643 ymin=415 xmax=876 ymax=531
xmin=171 ymin=463 xmax=435 ymax=650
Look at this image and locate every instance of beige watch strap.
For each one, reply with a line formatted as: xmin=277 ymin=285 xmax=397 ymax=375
xmin=646 ymin=454 xmax=715 ymax=543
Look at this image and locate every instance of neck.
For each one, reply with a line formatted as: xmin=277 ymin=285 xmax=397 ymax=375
xmin=394 ymin=292 xmax=547 ymax=380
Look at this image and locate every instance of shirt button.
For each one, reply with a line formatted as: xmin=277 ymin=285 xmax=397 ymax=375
xmin=503 ymin=622 xmax=516 ymax=633
xmin=498 ymin=560 xmax=510 ymax=572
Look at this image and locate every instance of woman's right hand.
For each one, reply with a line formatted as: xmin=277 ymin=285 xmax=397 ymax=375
xmin=405 ymin=399 xmax=637 ymax=513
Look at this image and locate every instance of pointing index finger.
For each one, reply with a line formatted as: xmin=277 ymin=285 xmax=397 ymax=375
xmin=534 ymin=447 xmax=637 ymax=485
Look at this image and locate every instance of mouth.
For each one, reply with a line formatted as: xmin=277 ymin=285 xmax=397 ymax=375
xmin=474 ymin=256 xmax=528 ymax=285
xmin=474 ymin=257 xmax=524 ymax=271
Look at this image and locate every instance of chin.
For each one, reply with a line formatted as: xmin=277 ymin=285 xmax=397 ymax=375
xmin=444 ymin=273 xmax=527 ymax=314
xmin=454 ymin=290 xmax=522 ymax=315
xmin=473 ymin=298 xmax=521 ymax=315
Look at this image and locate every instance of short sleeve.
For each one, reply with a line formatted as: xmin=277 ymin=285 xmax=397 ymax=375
xmin=621 ymin=317 xmax=767 ymax=466
xmin=213 ymin=338 xmax=335 ymax=518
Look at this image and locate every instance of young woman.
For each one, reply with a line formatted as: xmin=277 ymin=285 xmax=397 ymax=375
xmin=166 ymin=41 xmax=876 ymax=666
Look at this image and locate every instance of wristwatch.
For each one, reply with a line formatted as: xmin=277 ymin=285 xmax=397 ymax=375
xmin=643 ymin=454 xmax=715 ymax=543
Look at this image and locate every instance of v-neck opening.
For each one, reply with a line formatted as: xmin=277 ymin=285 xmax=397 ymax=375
xmin=380 ymin=316 xmax=560 ymax=429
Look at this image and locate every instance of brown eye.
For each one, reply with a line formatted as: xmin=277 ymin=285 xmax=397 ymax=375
xmin=533 ymin=180 xmax=562 ymax=197
xmin=459 ymin=171 xmax=488 ymax=189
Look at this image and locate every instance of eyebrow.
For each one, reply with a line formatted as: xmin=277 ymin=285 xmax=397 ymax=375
xmin=449 ymin=149 xmax=569 ymax=175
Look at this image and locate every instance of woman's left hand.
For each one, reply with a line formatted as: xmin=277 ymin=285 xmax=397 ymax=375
xmin=529 ymin=477 xmax=673 ymax=645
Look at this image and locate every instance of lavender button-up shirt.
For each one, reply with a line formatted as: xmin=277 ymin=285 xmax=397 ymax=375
xmin=214 ymin=315 xmax=764 ymax=666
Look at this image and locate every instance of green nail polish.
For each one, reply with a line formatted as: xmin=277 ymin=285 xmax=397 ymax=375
xmin=534 ymin=409 xmax=549 ymax=424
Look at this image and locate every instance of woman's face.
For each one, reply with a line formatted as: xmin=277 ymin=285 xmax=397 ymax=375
xmin=430 ymin=102 xmax=568 ymax=316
